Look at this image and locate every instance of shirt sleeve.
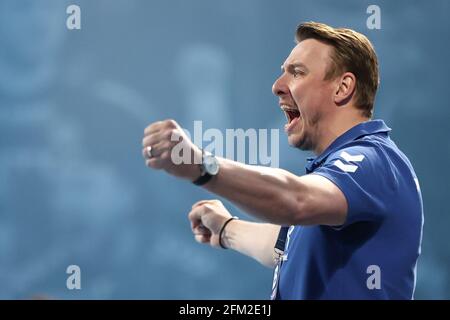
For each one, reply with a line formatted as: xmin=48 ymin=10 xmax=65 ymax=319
xmin=311 ymin=143 xmax=393 ymax=229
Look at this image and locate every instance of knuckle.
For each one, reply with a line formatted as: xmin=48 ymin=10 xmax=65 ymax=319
xmin=192 ymin=201 xmax=204 ymax=210
xmin=203 ymin=204 xmax=214 ymax=212
xmin=167 ymin=128 xmax=179 ymax=140
xmin=167 ymin=119 xmax=177 ymax=128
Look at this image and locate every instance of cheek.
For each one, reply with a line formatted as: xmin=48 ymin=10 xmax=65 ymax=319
xmin=290 ymin=84 xmax=307 ymax=108
xmin=305 ymin=86 xmax=332 ymax=112
xmin=290 ymin=78 xmax=322 ymax=105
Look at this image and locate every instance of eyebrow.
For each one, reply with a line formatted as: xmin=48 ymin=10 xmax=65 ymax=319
xmin=281 ymin=62 xmax=309 ymax=73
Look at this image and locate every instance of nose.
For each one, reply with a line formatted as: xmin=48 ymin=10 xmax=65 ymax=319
xmin=272 ymin=74 xmax=289 ymax=97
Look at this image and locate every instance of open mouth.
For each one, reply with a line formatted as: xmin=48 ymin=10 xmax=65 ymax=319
xmin=281 ymin=105 xmax=301 ymax=124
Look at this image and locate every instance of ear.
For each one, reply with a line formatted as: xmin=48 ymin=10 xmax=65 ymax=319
xmin=334 ymin=72 xmax=356 ymax=106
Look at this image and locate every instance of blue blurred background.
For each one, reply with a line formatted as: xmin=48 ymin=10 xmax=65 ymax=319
xmin=0 ymin=0 xmax=449 ymax=299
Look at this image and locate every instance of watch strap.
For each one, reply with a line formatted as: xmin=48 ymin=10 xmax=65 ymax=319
xmin=193 ymin=172 xmax=213 ymax=186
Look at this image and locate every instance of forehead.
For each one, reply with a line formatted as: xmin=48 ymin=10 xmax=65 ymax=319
xmin=284 ymin=38 xmax=333 ymax=72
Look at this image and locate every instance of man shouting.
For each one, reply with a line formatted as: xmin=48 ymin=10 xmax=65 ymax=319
xmin=142 ymin=22 xmax=423 ymax=300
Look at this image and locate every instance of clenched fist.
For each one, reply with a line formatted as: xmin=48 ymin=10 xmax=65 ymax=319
xmin=188 ymin=200 xmax=235 ymax=249
xmin=142 ymin=119 xmax=202 ymax=181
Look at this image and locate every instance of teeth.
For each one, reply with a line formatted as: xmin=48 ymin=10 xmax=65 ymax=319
xmin=281 ymin=105 xmax=299 ymax=112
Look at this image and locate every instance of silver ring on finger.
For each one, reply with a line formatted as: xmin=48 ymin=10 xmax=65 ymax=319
xmin=146 ymin=146 xmax=153 ymax=159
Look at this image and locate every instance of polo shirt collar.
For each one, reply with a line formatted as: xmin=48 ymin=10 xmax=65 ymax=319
xmin=305 ymin=119 xmax=391 ymax=173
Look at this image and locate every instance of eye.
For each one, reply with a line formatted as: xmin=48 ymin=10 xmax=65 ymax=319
xmin=293 ymin=69 xmax=305 ymax=78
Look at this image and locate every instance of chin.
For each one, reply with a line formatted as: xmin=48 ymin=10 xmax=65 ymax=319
xmin=288 ymin=134 xmax=310 ymax=151
xmin=287 ymin=134 xmax=302 ymax=148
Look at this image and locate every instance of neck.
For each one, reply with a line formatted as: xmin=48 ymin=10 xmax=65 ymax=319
xmin=313 ymin=110 xmax=369 ymax=155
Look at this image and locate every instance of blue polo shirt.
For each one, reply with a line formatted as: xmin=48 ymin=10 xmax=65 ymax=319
xmin=274 ymin=119 xmax=424 ymax=300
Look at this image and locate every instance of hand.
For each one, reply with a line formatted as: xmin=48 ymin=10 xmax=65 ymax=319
xmin=142 ymin=119 xmax=202 ymax=181
xmin=188 ymin=200 xmax=234 ymax=248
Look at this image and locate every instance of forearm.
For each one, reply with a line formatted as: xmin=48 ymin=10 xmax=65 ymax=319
xmin=222 ymin=219 xmax=280 ymax=269
xmin=204 ymin=157 xmax=303 ymax=225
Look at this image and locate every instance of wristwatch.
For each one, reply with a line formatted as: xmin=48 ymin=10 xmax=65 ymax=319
xmin=193 ymin=150 xmax=219 ymax=186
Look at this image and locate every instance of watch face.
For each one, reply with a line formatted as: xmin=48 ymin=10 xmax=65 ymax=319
xmin=204 ymin=155 xmax=219 ymax=175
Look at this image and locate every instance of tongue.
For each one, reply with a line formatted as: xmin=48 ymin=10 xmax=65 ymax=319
xmin=285 ymin=114 xmax=300 ymax=133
